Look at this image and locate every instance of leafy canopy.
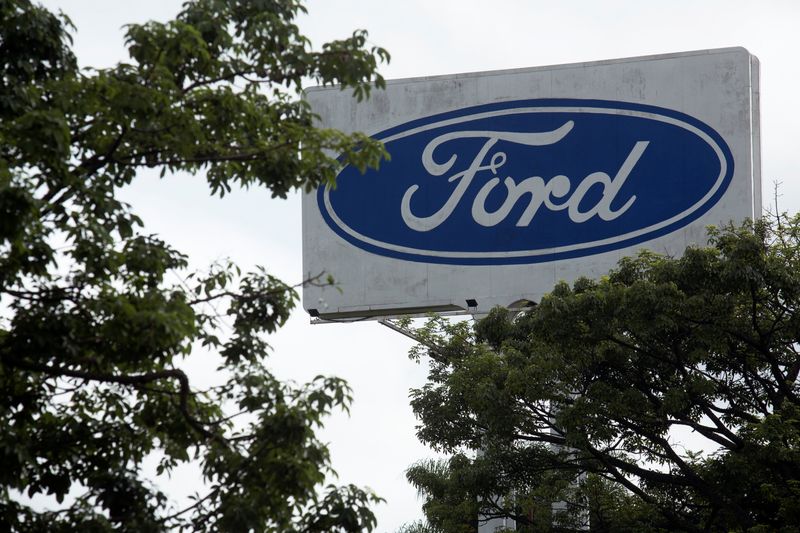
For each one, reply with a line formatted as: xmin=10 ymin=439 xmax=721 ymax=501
xmin=405 ymin=215 xmax=800 ymax=532
xmin=0 ymin=0 xmax=390 ymax=531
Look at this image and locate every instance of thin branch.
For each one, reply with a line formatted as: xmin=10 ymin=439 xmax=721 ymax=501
xmin=3 ymin=355 xmax=227 ymax=447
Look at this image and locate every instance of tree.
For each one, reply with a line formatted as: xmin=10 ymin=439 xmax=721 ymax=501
xmin=404 ymin=215 xmax=800 ymax=532
xmin=0 ymin=0 xmax=390 ymax=530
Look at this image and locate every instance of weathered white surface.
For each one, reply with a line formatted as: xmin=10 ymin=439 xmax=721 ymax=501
xmin=303 ymin=48 xmax=760 ymax=319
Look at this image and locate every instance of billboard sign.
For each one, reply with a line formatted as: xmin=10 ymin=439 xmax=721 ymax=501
xmin=303 ymin=48 xmax=760 ymax=319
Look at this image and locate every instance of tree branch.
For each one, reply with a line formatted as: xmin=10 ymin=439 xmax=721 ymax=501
xmin=2 ymin=355 xmax=227 ymax=447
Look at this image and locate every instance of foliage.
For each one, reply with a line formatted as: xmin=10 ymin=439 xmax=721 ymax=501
xmin=405 ymin=215 xmax=800 ymax=532
xmin=396 ymin=518 xmax=446 ymax=533
xmin=0 ymin=0 xmax=390 ymax=531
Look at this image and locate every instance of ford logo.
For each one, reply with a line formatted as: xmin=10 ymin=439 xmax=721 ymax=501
xmin=318 ymin=99 xmax=734 ymax=265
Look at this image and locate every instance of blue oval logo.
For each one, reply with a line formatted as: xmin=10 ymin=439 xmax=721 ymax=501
xmin=318 ymin=99 xmax=734 ymax=265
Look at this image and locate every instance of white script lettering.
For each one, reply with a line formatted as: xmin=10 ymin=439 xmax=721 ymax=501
xmin=400 ymin=122 xmax=648 ymax=231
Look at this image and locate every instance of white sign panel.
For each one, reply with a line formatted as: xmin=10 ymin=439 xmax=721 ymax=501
xmin=302 ymin=48 xmax=760 ymax=320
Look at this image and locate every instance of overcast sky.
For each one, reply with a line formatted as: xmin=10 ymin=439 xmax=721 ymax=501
xmin=39 ymin=1 xmax=800 ymax=531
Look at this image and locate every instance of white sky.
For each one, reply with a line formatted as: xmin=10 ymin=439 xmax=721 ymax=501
xmin=39 ymin=1 xmax=800 ymax=531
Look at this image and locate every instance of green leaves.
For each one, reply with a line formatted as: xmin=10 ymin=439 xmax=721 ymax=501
xmin=0 ymin=0 xmax=389 ymax=531
xmin=407 ymin=216 xmax=800 ymax=531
